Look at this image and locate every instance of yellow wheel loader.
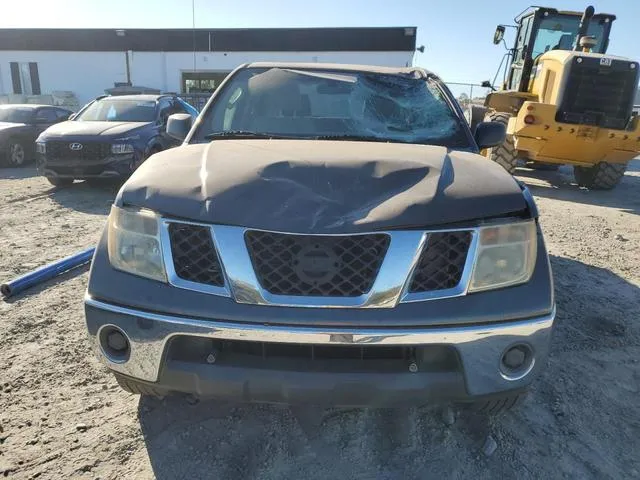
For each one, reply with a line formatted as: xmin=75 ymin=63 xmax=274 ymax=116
xmin=471 ymin=6 xmax=640 ymax=189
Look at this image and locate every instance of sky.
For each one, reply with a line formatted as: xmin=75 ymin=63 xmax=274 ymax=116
xmin=1 ymin=0 xmax=639 ymax=97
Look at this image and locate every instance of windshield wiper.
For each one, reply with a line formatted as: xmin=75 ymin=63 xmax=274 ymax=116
xmin=204 ymin=130 xmax=290 ymax=140
xmin=314 ymin=134 xmax=407 ymax=143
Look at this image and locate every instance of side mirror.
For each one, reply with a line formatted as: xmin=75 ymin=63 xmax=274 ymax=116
xmin=474 ymin=121 xmax=506 ymax=149
xmin=166 ymin=113 xmax=192 ymax=141
xmin=493 ymin=25 xmax=505 ymax=45
xmin=480 ymin=80 xmax=496 ymax=91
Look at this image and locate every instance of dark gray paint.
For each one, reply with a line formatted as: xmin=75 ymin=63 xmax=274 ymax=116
xmin=117 ymin=140 xmax=528 ymax=234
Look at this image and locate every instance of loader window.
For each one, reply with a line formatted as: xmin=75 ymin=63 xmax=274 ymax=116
xmin=531 ymin=14 xmax=607 ymax=58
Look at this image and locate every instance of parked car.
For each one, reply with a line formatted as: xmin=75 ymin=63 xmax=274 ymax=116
xmin=36 ymin=94 xmax=198 ymax=186
xmin=0 ymin=104 xmax=72 ymax=167
xmin=85 ymin=63 xmax=555 ymax=413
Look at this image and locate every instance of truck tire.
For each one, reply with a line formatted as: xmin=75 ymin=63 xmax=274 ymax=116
xmin=484 ymin=112 xmax=518 ymax=174
xmin=114 ymin=373 xmax=168 ymax=398
xmin=470 ymin=391 xmax=526 ymax=415
xmin=46 ymin=177 xmax=74 ymax=187
xmin=573 ymin=162 xmax=627 ymax=190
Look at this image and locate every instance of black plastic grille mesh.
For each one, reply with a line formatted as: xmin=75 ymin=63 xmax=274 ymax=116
xmin=47 ymin=141 xmax=111 ymax=160
xmin=245 ymin=231 xmax=390 ymax=297
xmin=558 ymin=58 xmax=638 ymax=129
xmin=168 ymin=223 xmax=225 ymax=287
xmin=409 ymin=231 xmax=472 ymax=293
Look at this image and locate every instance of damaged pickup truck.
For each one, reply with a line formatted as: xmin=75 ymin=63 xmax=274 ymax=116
xmin=85 ymin=63 xmax=555 ymax=413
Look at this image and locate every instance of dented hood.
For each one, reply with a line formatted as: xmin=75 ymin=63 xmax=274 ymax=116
xmin=116 ymin=140 xmax=527 ymax=233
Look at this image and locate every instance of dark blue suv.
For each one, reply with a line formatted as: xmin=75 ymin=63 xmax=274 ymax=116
xmin=36 ymin=94 xmax=198 ymax=186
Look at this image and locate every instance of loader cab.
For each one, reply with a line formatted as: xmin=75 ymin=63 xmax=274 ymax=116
xmin=501 ymin=7 xmax=615 ymax=92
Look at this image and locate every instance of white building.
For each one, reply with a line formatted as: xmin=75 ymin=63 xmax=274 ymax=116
xmin=0 ymin=27 xmax=418 ymax=107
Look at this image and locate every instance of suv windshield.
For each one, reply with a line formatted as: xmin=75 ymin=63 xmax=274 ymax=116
xmin=0 ymin=107 xmax=33 ymax=123
xmin=531 ymin=14 xmax=608 ymax=58
xmin=75 ymin=98 xmax=157 ymax=122
xmin=192 ymin=68 xmax=469 ymax=147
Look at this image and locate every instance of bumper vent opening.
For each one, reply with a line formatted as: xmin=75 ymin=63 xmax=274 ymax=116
xmin=168 ymin=223 xmax=225 ymax=287
xmin=409 ymin=231 xmax=472 ymax=293
xmin=244 ymin=231 xmax=390 ymax=297
xmin=167 ymin=336 xmax=461 ymax=374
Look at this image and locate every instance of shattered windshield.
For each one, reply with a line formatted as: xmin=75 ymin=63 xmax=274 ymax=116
xmin=193 ymin=67 xmax=468 ymax=147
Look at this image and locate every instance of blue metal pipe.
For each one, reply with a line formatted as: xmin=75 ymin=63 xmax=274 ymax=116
xmin=1 ymin=247 xmax=95 ymax=298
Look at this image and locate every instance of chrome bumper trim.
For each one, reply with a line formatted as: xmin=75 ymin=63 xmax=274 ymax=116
xmin=85 ymin=294 xmax=555 ymax=395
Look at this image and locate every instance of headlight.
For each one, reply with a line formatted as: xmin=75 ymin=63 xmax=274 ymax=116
xmin=36 ymin=142 xmax=46 ymax=154
xmin=469 ymin=220 xmax=537 ymax=292
xmin=107 ymin=206 xmax=166 ymax=282
xmin=111 ymin=143 xmax=135 ymax=154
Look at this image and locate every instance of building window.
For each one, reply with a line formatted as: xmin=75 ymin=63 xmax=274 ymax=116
xmin=10 ymin=62 xmax=41 ymax=95
xmin=181 ymin=72 xmax=230 ymax=94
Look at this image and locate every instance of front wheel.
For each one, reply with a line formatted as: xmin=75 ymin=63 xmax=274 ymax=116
xmin=46 ymin=177 xmax=74 ymax=187
xmin=468 ymin=391 xmax=527 ymax=415
xmin=114 ymin=373 xmax=168 ymax=398
xmin=483 ymin=112 xmax=518 ymax=174
xmin=5 ymin=141 xmax=27 ymax=167
xmin=573 ymin=162 xmax=627 ymax=190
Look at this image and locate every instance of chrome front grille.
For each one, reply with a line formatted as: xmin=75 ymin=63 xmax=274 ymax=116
xmin=409 ymin=231 xmax=472 ymax=293
xmin=162 ymin=221 xmax=479 ymax=308
xmin=244 ymin=231 xmax=390 ymax=297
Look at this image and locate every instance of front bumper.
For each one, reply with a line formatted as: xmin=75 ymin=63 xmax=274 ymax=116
xmin=37 ymin=153 xmax=139 ymax=179
xmin=85 ymin=295 xmax=555 ymax=406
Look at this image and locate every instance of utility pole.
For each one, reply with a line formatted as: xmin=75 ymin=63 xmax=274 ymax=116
xmin=192 ymin=0 xmax=197 ymax=74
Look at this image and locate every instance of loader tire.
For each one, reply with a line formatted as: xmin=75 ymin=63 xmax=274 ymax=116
xmin=573 ymin=162 xmax=627 ymax=190
xmin=483 ymin=112 xmax=518 ymax=174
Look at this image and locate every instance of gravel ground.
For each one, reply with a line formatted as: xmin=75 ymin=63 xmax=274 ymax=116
xmin=1 ymin=162 xmax=639 ymax=479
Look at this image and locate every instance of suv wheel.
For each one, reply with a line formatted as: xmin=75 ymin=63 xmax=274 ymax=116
xmin=6 ymin=141 xmax=26 ymax=166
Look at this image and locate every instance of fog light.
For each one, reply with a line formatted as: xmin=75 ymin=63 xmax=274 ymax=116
xmin=503 ymin=346 xmax=526 ymax=369
xmin=500 ymin=344 xmax=534 ymax=380
xmin=100 ymin=326 xmax=130 ymax=361
xmin=107 ymin=330 xmax=128 ymax=351
xmin=524 ymin=114 xmax=536 ymax=125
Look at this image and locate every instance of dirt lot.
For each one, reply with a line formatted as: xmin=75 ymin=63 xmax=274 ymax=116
xmin=1 ymin=162 xmax=639 ymax=479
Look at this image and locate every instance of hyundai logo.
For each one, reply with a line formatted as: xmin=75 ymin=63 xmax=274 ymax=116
xmin=69 ymin=143 xmax=83 ymax=151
